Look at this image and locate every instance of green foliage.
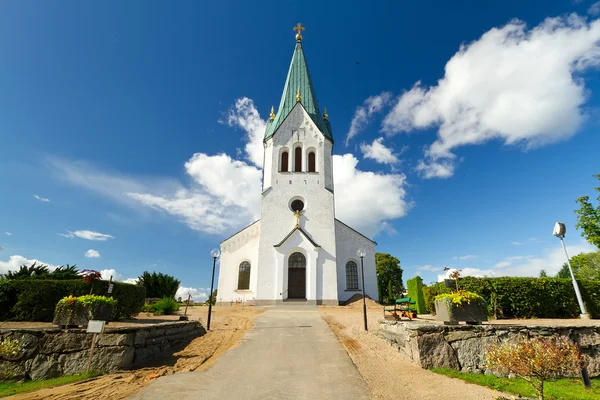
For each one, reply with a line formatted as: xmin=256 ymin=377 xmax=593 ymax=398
xmin=574 ymin=174 xmax=600 ymax=248
xmin=556 ymin=251 xmax=600 ymax=281
xmin=425 ymin=277 xmax=600 ymax=319
xmin=57 ymin=295 xmax=117 ymax=308
xmin=138 ymin=271 xmax=180 ymax=299
xmin=434 ymin=290 xmax=485 ymax=305
xmin=0 ymin=371 xmax=103 ymax=396
xmin=4 ymin=263 xmax=80 ymax=280
xmin=152 ymin=297 xmax=180 ymax=315
xmin=0 ymin=280 xmax=145 ymax=321
xmin=0 ymin=338 xmax=22 ymax=358
xmin=539 ymin=269 xmax=548 ymax=278
xmin=406 ymin=276 xmax=427 ymax=314
xmin=205 ymin=289 xmax=217 ymax=306
xmin=431 ymin=368 xmax=600 ymax=400
xmin=375 ymin=253 xmax=404 ymax=304
xmin=422 ymin=283 xmax=452 ymax=314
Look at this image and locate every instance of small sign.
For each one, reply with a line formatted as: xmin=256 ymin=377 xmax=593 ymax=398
xmin=87 ymin=320 xmax=105 ymax=333
xmin=107 ymin=284 xmax=114 ymax=294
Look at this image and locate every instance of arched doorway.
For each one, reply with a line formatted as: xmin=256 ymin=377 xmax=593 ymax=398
xmin=288 ymin=252 xmax=306 ymax=299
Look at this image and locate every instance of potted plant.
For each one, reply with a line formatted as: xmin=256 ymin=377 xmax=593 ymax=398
xmin=434 ymin=268 xmax=487 ymax=325
xmin=53 ymin=295 xmax=117 ymax=328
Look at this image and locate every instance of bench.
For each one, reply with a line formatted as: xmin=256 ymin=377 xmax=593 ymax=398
xmin=383 ymin=297 xmax=417 ymax=320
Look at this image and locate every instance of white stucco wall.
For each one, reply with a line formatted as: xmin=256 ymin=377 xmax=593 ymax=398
xmin=335 ymin=220 xmax=378 ymax=303
xmin=217 ymin=221 xmax=260 ymax=304
xmin=256 ymin=104 xmax=338 ymax=304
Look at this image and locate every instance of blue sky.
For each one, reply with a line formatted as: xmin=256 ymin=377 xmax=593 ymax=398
xmin=1 ymin=1 xmax=599 ymax=298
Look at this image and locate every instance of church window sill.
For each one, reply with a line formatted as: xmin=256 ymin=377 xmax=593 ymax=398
xmin=234 ymin=290 xmax=253 ymax=293
xmin=344 ymin=289 xmax=361 ymax=292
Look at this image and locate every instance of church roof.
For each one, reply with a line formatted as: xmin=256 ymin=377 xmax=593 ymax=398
xmin=264 ymin=36 xmax=333 ymax=143
xmin=273 ymin=226 xmax=321 ymax=248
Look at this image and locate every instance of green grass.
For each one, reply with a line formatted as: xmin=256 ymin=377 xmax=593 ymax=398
xmin=431 ymin=368 xmax=600 ymax=400
xmin=0 ymin=371 xmax=103 ymax=398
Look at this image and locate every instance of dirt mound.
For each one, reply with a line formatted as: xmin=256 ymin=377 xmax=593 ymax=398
xmin=343 ymin=293 xmax=381 ymax=308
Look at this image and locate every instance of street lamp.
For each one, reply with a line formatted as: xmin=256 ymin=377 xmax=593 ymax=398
xmin=357 ymin=248 xmax=367 ymax=331
xmin=207 ymin=248 xmax=221 ymax=331
xmin=553 ymin=222 xmax=589 ymax=320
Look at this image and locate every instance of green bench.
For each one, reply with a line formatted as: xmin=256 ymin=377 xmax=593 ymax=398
xmin=383 ymin=297 xmax=417 ymax=320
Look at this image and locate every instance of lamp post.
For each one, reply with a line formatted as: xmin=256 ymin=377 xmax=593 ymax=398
xmin=207 ymin=248 xmax=221 ymax=331
xmin=357 ymin=248 xmax=367 ymax=331
xmin=552 ymin=222 xmax=589 ymax=320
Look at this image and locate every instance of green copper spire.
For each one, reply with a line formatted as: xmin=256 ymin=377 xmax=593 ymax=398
xmin=264 ymin=26 xmax=333 ymax=142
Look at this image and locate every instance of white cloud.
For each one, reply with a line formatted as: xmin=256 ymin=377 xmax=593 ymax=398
xmin=176 ymin=286 xmax=209 ymax=302
xmin=360 ymin=137 xmax=399 ymax=164
xmin=383 ymin=15 xmax=600 ymax=178
xmin=85 ymin=249 xmax=100 ymax=258
xmin=437 ymin=240 xmax=596 ymax=281
xmin=512 ymin=241 xmax=525 ymax=246
xmin=99 ymin=269 xmax=138 ymax=284
xmin=589 ymin=2 xmax=600 ymax=16
xmin=333 ymin=153 xmax=410 ymax=237
xmin=59 ymin=230 xmax=114 ymax=241
xmin=33 ymin=195 xmax=50 ymax=202
xmin=452 ymin=255 xmax=479 ymax=261
xmin=226 ymin=97 xmax=266 ymax=167
xmin=0 ymin=255 xmax=60 ymax=275
xmin=346 ymin=92 xmax=392 ymax=145
xmin=416 ymin=265 xmax=444 ymax=272
xmin=5 ymin=232 xmax=12 ymax=236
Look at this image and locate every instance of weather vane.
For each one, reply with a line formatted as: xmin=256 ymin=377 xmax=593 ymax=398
xmin=294 ymin=23 xmax=305 ymax=41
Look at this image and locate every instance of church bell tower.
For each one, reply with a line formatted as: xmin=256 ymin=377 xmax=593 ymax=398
xmin=255 ymin=23 xmax=339 ymax=305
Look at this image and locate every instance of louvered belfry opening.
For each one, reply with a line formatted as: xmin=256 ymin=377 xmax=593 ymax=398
xmin=294 ymin=147 xmax=302 ymax=172
xmin=308 ymin=151 xmax=316 ymax=172
xmin=281 ymin=151 xmax=289 ymax=172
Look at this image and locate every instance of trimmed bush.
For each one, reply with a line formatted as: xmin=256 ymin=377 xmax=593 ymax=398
xmin=151 ymin=297 xmax=180 ymax=315
xmin=424 ymin=277 xmax=600 ymax=319
xmin=406 ymin=276 xmax=427 ymax=314
xmin=0 ymin=280 xmax=145 ymax=322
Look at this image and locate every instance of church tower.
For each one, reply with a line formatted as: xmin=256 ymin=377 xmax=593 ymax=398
xmin=256 ymin=24 xmax=338 ymax=305
xmin=216 ymin=25 xmax=378 ymax=307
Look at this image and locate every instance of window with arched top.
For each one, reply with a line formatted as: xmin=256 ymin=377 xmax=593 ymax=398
xmin=308 ymin=151 xmax=316 ymax=172
xmin=281 ymin=151 xmax=289 ymax=172
xmin=346 ymin=261 xmax=359 ymax=290
xmin=238 ymin=261 xmax=251 ymax=290
xmin=294 ymin=147 xmax=302 ymax=172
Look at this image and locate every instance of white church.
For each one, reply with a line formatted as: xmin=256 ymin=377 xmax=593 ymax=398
xmin=217 ymin=25 xmax=378 ymax=306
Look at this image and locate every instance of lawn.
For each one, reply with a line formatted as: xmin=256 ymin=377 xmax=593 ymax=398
xmin=0 ymin=371 xmax=103 ymax=398
xmin=431 ymin=368 xmax=600 ymax=400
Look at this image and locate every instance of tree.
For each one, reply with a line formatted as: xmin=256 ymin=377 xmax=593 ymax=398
xmin=556 ymin=251 xmax=600 ymax=281
xmin=485 ymin=336 xmax=582 ymax=400
xmin=539 ymin=269 xmax=548 ymax=278
xmin=138 ymin=271 xmax=180 ymax=299
xmin=375 ymin=253 xmax=404 ymax=304
xmin=50 ymin=264 xmax=80 ymax=280
xmin=574 ymin=174 xmax=600 ymax=248
xmin=205 ymin=289 xmax=217 ymax=306
xmin=5 ymin=263 xmax=50 ymax=279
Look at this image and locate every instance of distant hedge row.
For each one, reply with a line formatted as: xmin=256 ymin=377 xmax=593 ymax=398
xmin=0 ymin=280 xmax=146 ymax=322
xmin=423 ymin=277 xmax=600 ymax=319
xmin=406 ymin=276 xmax=427 ymax=314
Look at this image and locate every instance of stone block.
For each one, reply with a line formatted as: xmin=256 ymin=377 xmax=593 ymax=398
xmin=445 ymin=330 xmax=478 ymax=343
xmin=40 ymin=332 xmax=91 ymax=354
xmin=0 ymin=360 xmax=27 ymax=381
xmin=134 ymin=330 xmax=149 ymax=346
xmin=26 ymin=354 xmax=63 ymax=380
xmin=415 ymin=333 xmax=459 ymax=370
xmin=98 ymin=333 xmax=134 ymax=347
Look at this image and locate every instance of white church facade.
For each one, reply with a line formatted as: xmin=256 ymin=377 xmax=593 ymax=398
xmin=217 ymin=25 xmax=378 ymax=306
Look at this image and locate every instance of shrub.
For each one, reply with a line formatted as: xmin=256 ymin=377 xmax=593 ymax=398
xmin=406 ymin=276 xmax=427 ymax=314
xmin=424 ymin=277 xmax=600 ymax=319
xmin=4 ymin=263 xmax=80 ymax=280
xmin=54 ymin=295 xmax=117 ymax=324
xmin=138 ymin=272 xmax=180 ymax=299
xmin=485 ymin=336 xmax=582 ymax=400
xmin=152 ymin=297 xmax=180 ymax=315
xmin=0 ymin=280 xmax=145 ymax=321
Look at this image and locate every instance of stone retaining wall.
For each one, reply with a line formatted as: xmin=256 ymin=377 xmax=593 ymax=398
xmin=0 ymin=321 xmax=205 ymax=381
xmin=378 ymin=320 xmax=600 ymax=376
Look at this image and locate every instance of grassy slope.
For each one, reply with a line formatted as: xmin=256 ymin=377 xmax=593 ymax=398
xmin=431 ymin=368 xmax=600 ymax=400
xmin=0 ymin=371 xmax=102 ymax=398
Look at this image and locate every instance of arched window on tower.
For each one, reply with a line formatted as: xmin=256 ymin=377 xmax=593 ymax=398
xmin=294 ymin=147 xmax=302 ymax=172
xmin=238 ymin=261 xmax=251 ymax=290
xmin=345 ymin=261 xmax=359 ymax=290
xmin=281 ymin=151 xmax=289 ymax=172
xmin=308 ymin=151 xmax=316 ymax=172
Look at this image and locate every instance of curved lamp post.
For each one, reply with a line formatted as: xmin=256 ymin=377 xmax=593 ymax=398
xmin=357 ymin=248 xmax=367 ymax=331
xmin=552 ymin=222 xmax=589 ymax=320
xmin=207 ymin=248 xmax=221 ymax=331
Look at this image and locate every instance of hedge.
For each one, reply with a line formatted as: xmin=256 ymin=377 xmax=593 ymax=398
xmin=0 ymin=280 xmax=146 ymax=322
xmin=406 ymin=276 xmax=427 ymax=314
xmin=422 ymin=277 xmax=600 ymax=319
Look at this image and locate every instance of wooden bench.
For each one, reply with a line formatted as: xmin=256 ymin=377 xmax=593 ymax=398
xmin=383 ymin=297 xmax=417 ymax=320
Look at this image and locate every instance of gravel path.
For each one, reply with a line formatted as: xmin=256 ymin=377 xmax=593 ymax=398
xmin=319 ymin=307 xmax=504 ymax=400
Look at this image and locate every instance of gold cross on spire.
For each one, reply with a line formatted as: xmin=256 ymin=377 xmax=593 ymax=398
xmin=294 ymin=210 xmax=302 ymax=228
xmin=293 ymin=23 xmax=305 ymax=41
